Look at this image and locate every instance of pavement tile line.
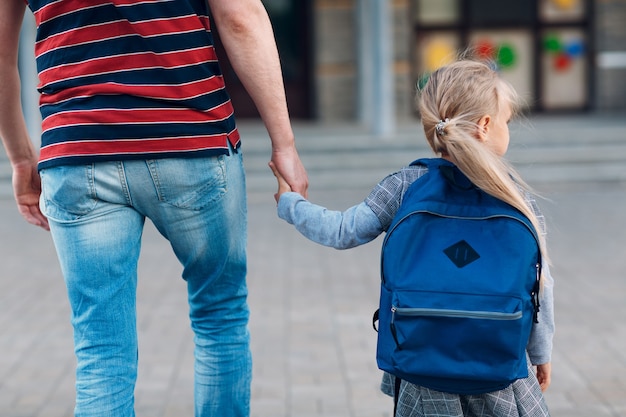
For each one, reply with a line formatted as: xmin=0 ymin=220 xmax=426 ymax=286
xmin=2 ymin=182 xmax=626 ymax=417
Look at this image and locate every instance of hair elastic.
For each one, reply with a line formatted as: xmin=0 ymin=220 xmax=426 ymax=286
xmin=435 ymin=118 xmax=449 ymax=136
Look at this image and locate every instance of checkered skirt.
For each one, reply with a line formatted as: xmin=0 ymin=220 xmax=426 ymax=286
xmin=380 ymin=360 xmax=550 ymax=417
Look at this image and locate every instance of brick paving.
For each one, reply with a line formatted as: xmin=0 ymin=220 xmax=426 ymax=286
xmin=1 ymin=116 xmax=625 ymax=416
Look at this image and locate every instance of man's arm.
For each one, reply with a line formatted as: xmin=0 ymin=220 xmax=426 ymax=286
xmin=207 ymin=0 xmax=308 ymax=197
xmin=0 ymin=0 xmax=49 ymax=230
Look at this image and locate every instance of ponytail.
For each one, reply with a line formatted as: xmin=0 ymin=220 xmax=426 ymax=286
xmin=419 ymin=59 xmax=549 ymax=271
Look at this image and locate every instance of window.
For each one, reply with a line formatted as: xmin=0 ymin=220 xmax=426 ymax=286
xmin=411 ymin=0 xmax=591 ymax=111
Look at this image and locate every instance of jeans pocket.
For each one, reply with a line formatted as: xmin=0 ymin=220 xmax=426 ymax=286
xmin=40 ymin=164 xmax=98 ymax=221
xmin=147 ymin=155 xmax=227 ymax=210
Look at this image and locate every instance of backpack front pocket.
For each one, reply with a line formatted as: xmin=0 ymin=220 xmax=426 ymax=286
xmin=389 ymin=289 xmax=527 ymax=384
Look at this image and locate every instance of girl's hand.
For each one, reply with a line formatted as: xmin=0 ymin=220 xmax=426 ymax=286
xmin=268 ymin=161 xmax=292 ymax=203
xmin=535 ymin=362 xmax=551 ymax=392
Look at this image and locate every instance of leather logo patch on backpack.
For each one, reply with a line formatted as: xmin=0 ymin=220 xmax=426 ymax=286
xmin=444 ymin=240 xmax=480 ymax=268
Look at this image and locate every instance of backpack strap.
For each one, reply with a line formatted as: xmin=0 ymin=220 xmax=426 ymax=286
xmin=410 ymin=158 xmax=475 ymax=190
xmin=372 ymin=309 xmax=379 ymax=332
xmin=393 ymin=377 xmax=402 ymax=417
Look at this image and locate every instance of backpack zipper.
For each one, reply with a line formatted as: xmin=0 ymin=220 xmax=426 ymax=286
xmin=389 ymin=305 xmax=523 ymax=349
xmin=382 ymin=211 xmax=542 ymax=283
xmin=532 ymin=262 xmax=541 ymax=323
xmin=391 ymin=306 xmax=523 ymax=321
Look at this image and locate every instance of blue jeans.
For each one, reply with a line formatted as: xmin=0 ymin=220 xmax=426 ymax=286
xmin=39 ymin=151 xmax=251 ymax=417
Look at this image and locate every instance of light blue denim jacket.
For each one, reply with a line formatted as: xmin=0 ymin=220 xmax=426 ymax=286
xmin=277 ymin=164 xmax=554 ymax=366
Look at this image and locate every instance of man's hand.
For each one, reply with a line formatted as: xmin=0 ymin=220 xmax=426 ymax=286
xmin=268 ymin=161 xmax=292 ymax=203
xmin=270 ymin=144 xmax=308 ymax=198
xmin=12 ymin=160 xmax=49 ymax=230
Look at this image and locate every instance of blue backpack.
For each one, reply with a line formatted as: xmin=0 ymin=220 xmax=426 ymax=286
xmin=375 ymin=158 xmax=541 ymax=395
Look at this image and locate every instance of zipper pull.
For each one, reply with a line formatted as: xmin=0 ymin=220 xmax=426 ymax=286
xmin=390 ymin=306 xmax=401 ymax=349
xmin=532 ymin=263 xmax=541 ymax=323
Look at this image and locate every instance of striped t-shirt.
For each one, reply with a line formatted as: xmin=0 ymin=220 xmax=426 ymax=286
xmin=27 ymin=0 xmax=240 ymax=170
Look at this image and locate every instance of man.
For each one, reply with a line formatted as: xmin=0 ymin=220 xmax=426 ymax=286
xmin=0 ymin=0 xmax=308 ymax=416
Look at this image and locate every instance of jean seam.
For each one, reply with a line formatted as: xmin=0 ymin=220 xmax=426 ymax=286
xmin=116 ymin=161 xmax=133 ymax=206
xmin=145 ymin=159 xmax=164 ymax=202
xmin=86 ymin=164 xmax=96 ymax=199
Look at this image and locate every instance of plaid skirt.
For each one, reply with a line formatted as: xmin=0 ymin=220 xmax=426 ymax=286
xmin=381 ymin=361 xmax=550 ymax=417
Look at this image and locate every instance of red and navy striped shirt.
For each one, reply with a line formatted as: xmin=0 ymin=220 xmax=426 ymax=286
xmin=27 ymin=0 xmax=240 ymax=170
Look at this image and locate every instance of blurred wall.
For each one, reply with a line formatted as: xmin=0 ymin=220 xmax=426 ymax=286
xmin=594 ymin=0 xmax=626 ymax=109
xmin=314 ymin=0 xmax=626 ymax=122
xmin=17 ymin=0 xmax=626 ymax=131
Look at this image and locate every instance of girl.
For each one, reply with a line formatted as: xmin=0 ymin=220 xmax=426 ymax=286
xmin=269 ymin=59 xmax=554 ymax=417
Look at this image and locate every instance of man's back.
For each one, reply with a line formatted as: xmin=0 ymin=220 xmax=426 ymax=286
xmin=28 ymin=0 xmax=239 ymax=170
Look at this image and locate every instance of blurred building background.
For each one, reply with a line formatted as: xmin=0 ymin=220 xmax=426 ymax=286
xmin=17 ymin=0 xmax=626 ymax=140
xmin=218 ymin=0 xmax=626 ymax=133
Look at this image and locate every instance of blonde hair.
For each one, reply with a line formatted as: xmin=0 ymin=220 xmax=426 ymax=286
xmin=418 ymin=59 xmax=548 ymax=267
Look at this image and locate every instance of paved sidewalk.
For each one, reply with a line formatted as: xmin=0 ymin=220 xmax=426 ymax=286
xmin=1 ymin=116 xmax=626 ymax=416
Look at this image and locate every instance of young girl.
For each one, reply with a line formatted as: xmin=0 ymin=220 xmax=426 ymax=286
xmin=269 ymin=59 xmax=554 ymax=417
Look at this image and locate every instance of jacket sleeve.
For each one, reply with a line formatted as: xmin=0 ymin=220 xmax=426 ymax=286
xmin=524 ymin=192 xmax=555 ymax=365
xmin=277 ymin=192 xmax=384 ymax=249
xmin=526 ymin=262 xmax=555 ymax=365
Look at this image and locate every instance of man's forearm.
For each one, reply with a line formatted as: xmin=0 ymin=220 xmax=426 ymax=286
xmin=0 ymin=0 xmax=36 ymax=166
xmin=207 ymin=0 xmax=295 ymax=149
xmin=207 ymin=0 xmax=308 ymax=196
xmin=0 ymin=65 xmax=37 ymax=166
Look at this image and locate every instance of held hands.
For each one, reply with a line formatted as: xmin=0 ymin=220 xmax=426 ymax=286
xmin=535 ymin=362 xmax=552 ymax=392
xmin=268 ymin=161 xmax=292 ymax=203
xmin=270 ymin=144 xmax=308 ymax=198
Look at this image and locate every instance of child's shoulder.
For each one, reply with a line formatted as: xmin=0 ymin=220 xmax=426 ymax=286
xmin=370 ymin=162 xmax=430 ymax=202
xmin=398 ymin=161 xmax=430 ymax=185
xmin=365 ymin=163 xmax=431 ymax=230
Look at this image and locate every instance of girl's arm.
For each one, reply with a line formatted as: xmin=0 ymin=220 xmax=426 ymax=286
xmin=525 ymin=194 xmax=555 ymax=368
xmin=526 ymin=261 xmax=555 ymax=369
xmin=277 ymin=192 xmax=384 ymax=249
xmin=270 ymin=162 xmax=424 ymax=249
